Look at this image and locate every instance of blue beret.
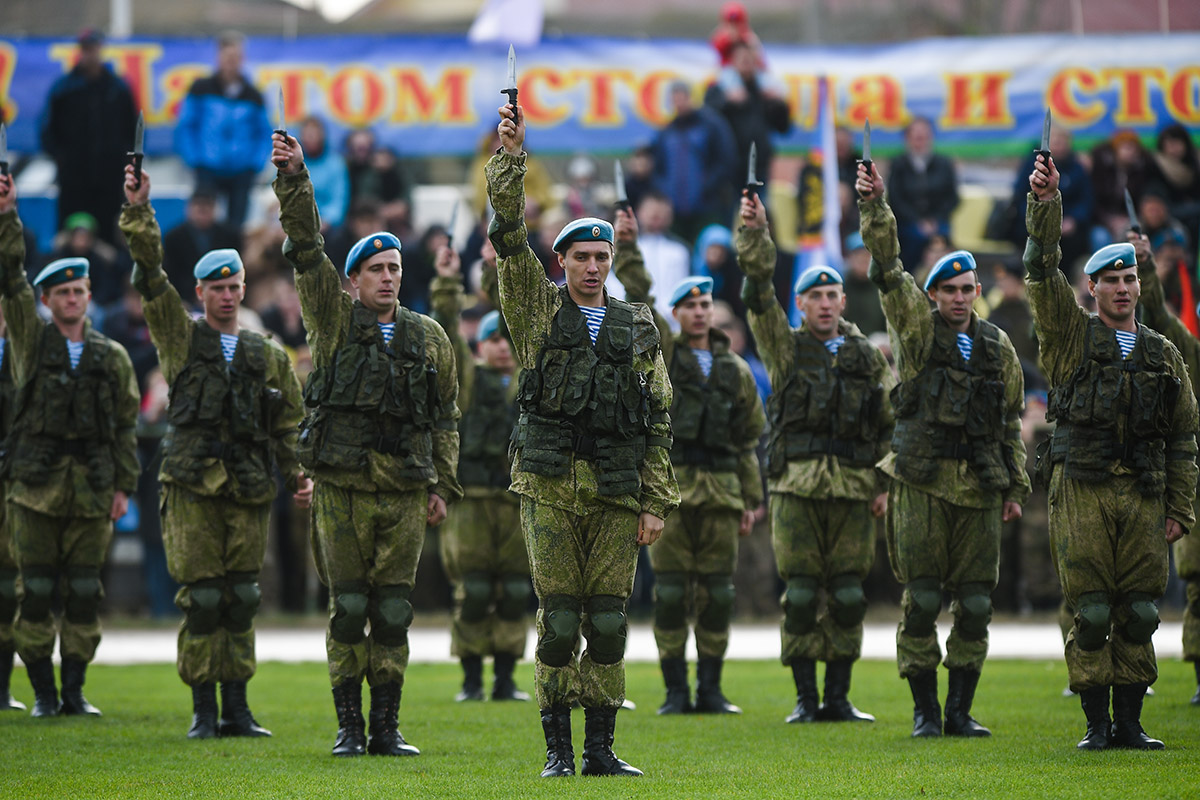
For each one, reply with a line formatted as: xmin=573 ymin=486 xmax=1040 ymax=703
xmin=844 ymin=231 xmax=865 ymax=252
xmin=552 ymin=217 xmax=614 ymax=253
xmin=33 ymin=257 xmax=89 ymax=289
xmin=923 ymin=250 xmax=977 ymax=291
xmin=478 ymin=310 xmax=502 ymax=342
xmin=668 ymin=276 xmax=714 ymax=307
xmin=1084 ymin=242 xmax=1137 ymax=276
xmin=345 ymin=231 xmax=402 ymax=277
xmin=794 ymin=265 xmax=843 ymax=295
xmin=193 ymin=249 xmax=243 ymax=281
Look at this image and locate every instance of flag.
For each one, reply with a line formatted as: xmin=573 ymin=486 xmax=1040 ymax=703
xmin=468 ymin=0 xmax=544 ymax=47
xmin=791 ymin=75 xmax=842 ymax=325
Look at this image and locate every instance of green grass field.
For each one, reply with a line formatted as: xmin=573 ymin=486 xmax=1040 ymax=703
xmin=2 ymin=659 xmax=1197 ymax=799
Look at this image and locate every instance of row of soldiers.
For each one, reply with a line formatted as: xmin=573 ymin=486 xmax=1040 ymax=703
xmin=0 ymin=99 xmax=1196 ymax=779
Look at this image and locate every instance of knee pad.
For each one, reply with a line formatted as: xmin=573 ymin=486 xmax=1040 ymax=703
xmin=18 ymin=566 xmax=56 ymax=623
xmin=782 ymin=576 xmax=819 ymax=636
xmin=903 ymin=578 xmax=942 ymax=638
xmin=654 ymin=572 xmax=688 ymax=630
xmin=461 ymin=572 xmax=493 ymax=623
xmin=496 ymin=574 xmax=531 ymax=622
xmin=184 ymin=578 xmax=225 ymax=636
xmin=370 ymin=584 xmax=414 ymax=648
xmin=222 ymin=572 xmax=262 ymax=634
xmin=1074 ymin=591 xmax=1112 ymax=652
xmin=537 ymin=594 xmax=582 ymax=668
xmin=955 ymin=583 xmax=993 ymax=642
xmin=64 ymin=566 xmax=103 ymax=625
xmin=829 ymin=574 xmax=868 ymax=628
xmin=330 ymin=582 xmax=370 ymax=645
xmin=585 ymin=595 xmax=628 ymax=666
xmin=0 ymin=568 xmax=18 ymax=622
xmin=697 ymin=574 xmax=735 ymax=633
xmin=1122 ymin=592 xmax=1160 ymax=645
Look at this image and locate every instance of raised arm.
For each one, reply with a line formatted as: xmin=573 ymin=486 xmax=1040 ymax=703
xmin=1133 ymin=235 xmax=1200 ymax=394
xmin=0 ymin=176 xmax=44 ymax=383
xmin=735 ymin=191 xmax=795 ymax=384
xmin=429 ymin=245 xmax=475 ymax=404
xmin=612 ymin=208 xmax=673 ymax=360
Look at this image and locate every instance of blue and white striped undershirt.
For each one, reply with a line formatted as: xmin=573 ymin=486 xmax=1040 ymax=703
xmin=956 ymin=332 xmax=973 ymax=361
xmin=1114 ymin=329 xmax=1138 ymax=358
xmin=824 ymin=335 xmax=846 ymax=356
xmin=219 ymin=333 xmax=239 ymax=363
xmin=378 ymin=322 xmax=396 ymax=343
xmin=691 ymin=348 xmax=713 ymax=378
xmin=66 ymin=340 xmax=85 ymax=370
xmin=578 ymin=306 xmax=606 ymax=344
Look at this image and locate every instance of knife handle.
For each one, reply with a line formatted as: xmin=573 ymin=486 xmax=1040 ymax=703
xmin=0 ymin=162 xmax=8 ymax=178
xmin=856 ymin=158 xmax=873 ymax=197
xmin=128 ymin=151 xmax=144 ymax=191
xmin=273 ymin=129 xmax=290 ymax=169
xmin=501 ymin=89 xmax=519 ymax=109
xmin=1033 ymin=149 xmax=1052 ymax=166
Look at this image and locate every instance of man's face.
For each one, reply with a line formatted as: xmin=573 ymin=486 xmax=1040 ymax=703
xmin=672 ymin=294 xmax=714 ymax=339
xmin=1050 ymin=128 xmax=1073 ymax=157
xmin=77 ymin=42 xmax=103 ymax=75
xmin=638 ymin=198 xmax=672 ymax=234
xmin=218 ymin=42 xmax=243 ymax=77
xmin=68 ymin=228 xmax=94 ymax=255
xmin=187 ymin=198 xmax=216 ymax=229
xmin=195 ymin=273 xmax=245 ymax=326
xmin=558 ymin=241 xmax=612 ymax=305
xmin=479 ymin=332 xmax=514 ymax=373
xmin=797 ymin=285 xmax=846 ymax=338
xmin=1141 ymin=197 xmax=1168 ymax=228
xmin=300 ymin=120 xmax=325 ymax=154
xmin=347 ymin=131 xmax=374 ymax=164
xmin=671 ymin=88 xmax=693 ymax=116
xmin=845 ymin=248 xmax=870 ymax=279
xmin=835 ymin=127 xmax=852 ymax=160
xmin=927 ymin=271 xmax=979 ymax=328
xmin=42 ymin=278 xmax=91 ymax=325
xmin=731 ymin=45 xmax=756 ymax=79
xmin=349 ymin=250 xmax=402 ymax=313
xmin=1089 ymin=267 xmax=1140 ymax=324
xmin=906 ymin=120 xmax=933 ymax=157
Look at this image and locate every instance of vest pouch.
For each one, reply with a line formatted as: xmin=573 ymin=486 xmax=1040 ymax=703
xmin=518 ymin=367 xmax=542 ymax=407
xmin=701 ymin=389 xmax=734 ymax=452
xmin=228 ymin=382 xmax=270 ymax=441
xmin=303 ymin=367 xmax=331 ymax=409
xmin=37 ymin=373 xmax=74 ymax=435
xmin=965 ymin=379 xmax=1005 ymax=438
xmin=296 ymin=410 xmax=324 ymax=468
xmin=326 ymin=346 xmax=368 ymax=408
xmin=536 ymin=349 xmax=570 ymax=415
xmin=402 ymin=362 xmax=432 ymax=424
xmin=1065 ymin=363 xmax=1122 ymax=427
xmin=616 ymin=366 xmax=648 ymax=438
xmin=671 ymin=383 xmax=705 ymax=443
xmin=353 ymin=346 xmax=390 ymax=410
xmin=594 ymin=436 xmax=642 ymax=497
xmin=1128 ymin=372 xmax=1178 ymax=438
xmin=562 ymin=348 xmax=598 ymax=418
xmin=804 ymin=373 xmax=837 ymax=430
xmin=931 ymin=368 xmax=972 ymax=428
xmin=890 ymin=380 xmax=919 ymax=419
xmin=315 ymin=410 xmax=372 ymax=469
xmin=516 ymin=414 xmax=571 ymax=476
xmin=834 ymin=339 xmax=871 ymax=377
xmin=589 ymin=363 xmax=619 ymax=434
xmin=10 ymin=435 xmax=58 ymax=485
xmin=970 ymin=440 xmax=1010 ymax=491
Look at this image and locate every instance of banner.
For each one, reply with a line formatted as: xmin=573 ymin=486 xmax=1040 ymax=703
xmin=1 ymin=33 xmax=1198 ymax=158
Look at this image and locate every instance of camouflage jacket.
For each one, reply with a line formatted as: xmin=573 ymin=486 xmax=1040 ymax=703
xmin=613 ymin=240 xmax=764 ymax=512
xmin=120 ymin=201 xmax=304 ymax=503
xmin=1026 ymin=191 xmax=1198 ymax=528
xmin=486 ymin=151 xmax=679 ymax=520
xmin=738 ymin=225 xmax=895 ymax=502
xmin=273 ymin=167 xmax=463 ymax=501
xmin=0 ymin=209 xmax=140 ymax=517
xmin=860 ymin=195 xmax=1030 ymax=509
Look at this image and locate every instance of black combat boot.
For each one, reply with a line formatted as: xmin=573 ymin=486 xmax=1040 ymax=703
xmin=1110 ymin=683 xmax=1164 ymax=749
xmin=657 ymin=657 xmax=692 ymax=715
xmin=456 ymin=655 xmax=484 ymax=702
xmin=540 ymin=705 xmax=575 ymax=777
xmin=187 ymin=682 xmax=218 ymax=739
xmin=331 ymin=681 xmax=366 ymax=757
xmin=59 ymin=657 xmax=101 ymax=716
xmin=580 ymin=706 xmax=643 ymax=776
xmin=907 ymin=670 xmax=941 ymax=737
xmin=1191 ymin=662 xmax=1200 ymax=706
xmin=1076 ymin=685 xmax=1110 ymax=751
xmin=25 ymin=657 xmax=58 ymax=717
xmin=492 ymin=653 xmax=530 ymax=701
xmin=694 ymin=657 xmax=741 ymax=714
xmin=218 ymin=681 xmax=271 ymax=737
xmin=785 ymin=658 xmax=819 ymax=723
xmin=816 ymin=660 xmax=874 ymax=722
xmin=0 ymin=648 xmax=26 ymax=711
xmin=367 ymin=682 xmax=420 ymax=756
xmin=943 ymin=668 xmax=990 ymax=736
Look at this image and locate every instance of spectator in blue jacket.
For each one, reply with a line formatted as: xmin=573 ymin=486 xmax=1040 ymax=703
xmin=174 ymin=31 xmax=272 ymax=229
xmin=299 ymin=116 xmax=349 ymax=230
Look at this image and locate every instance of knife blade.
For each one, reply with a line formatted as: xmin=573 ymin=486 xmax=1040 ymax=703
xmin=501 ymin=44 xmax=519 ymax=108
xmin=614 ymin=160 xmax=630 ymax=212
xmin=273 ymin=87 xmax=289 ymax=169
xmin=128 ymin=112 xmax=145 ymax=190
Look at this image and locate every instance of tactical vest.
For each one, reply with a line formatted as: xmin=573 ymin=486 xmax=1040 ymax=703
xmin=512 ymin=289 xmax=663 ymax=497
xmin=765 ymin=328 xmax=884 ymax=477
xmin=0 ymin=344 xmax=13 ymax=478
xmin=669 ymin=341 xmax=743 ymax=472
xmin=457 ymin=366 xmax=518 ymax=488
xmin=890 ymin=314 xmax=1013 ymax=491
xmin=10 ymin=324 xmax=119 ymax=490
xmin=1044 ymin=317 xmax=1182 ymax=497
xmin=298 ymin=302 xmax=443 ymax=480
xmin=161 ymin=324 xmax=282 ymax=501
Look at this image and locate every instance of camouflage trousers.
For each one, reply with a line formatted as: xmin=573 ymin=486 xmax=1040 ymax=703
xmin=886 ymin=481 xmax=1000 ymax=678
xmin=522 ymin=497 xmax=638 ymax=710
xmin=1177 ymin=529 xmax=1200 ymax=662
xmin=1050 ymin=470 xmax=1168 ymax=691
xmin=312 ymin=484 xmax=425 ymax=688
xmin=649 ymin=504 xmax=740 ymax=661
xmin=772 ymin=494 xmax=876 ymax=663
xmin=0 ymin=493 xmax=17 ymax=652
xmin=10 ymin=503 xmax=111 ymax=663
xmin=162 ymin=486 xmax=270 ymax=686
xmin=439 ymin=494 xmax=530 ymax=659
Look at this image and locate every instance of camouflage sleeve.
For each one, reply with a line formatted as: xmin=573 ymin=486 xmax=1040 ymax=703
xmin=480 ymin=262 xmax=501 ymax=310
xmin=111 ymin=344 xmax=141 ymax=495
xmin=0 ymin=210 xmax=43 ymax=383
xmin=486 ymin=151 xmax=561 ymax=369
xmin=1022 ymin=191 xmax=1062 ymax=282
xmin=733 ymin=354 xmax=766 ymax=510
xmin=873 ymin=344 xmax=897 ymax=494
xmin=426 ymin=315 xmax=464 ymax=503
xmin=614 ymin=240 xmax=673 ymax=362
xmin=1135 ymin=253 xmax=1200 ymax=396
xmin=1163 ymin=341 xmax=1199 ymax=531
xmin=1023 ymin=192 xmax=1089 ymax=386
xmin=638 ymin=341 xmax=680 ymax=521
xmin=266 ymin=340 xmax=304 ymax=492
xmin=119 ymin=202 xmax=168 ymax=300
xmin=858 ymin=196 xmax=901 ymax=288
xmin=736 ymin=225 xmax=794 ymax=386
xmin=430 ymin=273 xmax=475 ymax=407
xmin=998 ymin=331 xmax=1032 ymax=506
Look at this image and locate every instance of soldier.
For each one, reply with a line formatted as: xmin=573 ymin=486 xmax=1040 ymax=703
xmin=430 ymin=247 xmax=531 ymax=703
xmin=0 ymin=173 xmax=140 ymax=717
xmin=736 ymin=192 xmax=893 ymax=724
xmin=0 ymin=306 xmax=25 ymax=712
xmin=118 ymin=165 xmax=312 ymax=738
xmin=271 ymin=133 xmax=463 ymax=757
xmin=610 ymin=208 xmax=764 ymax=716
xmin=487 ymin=103 xmax=679 ymax=778
xmin=855 ymin=163 xmax=1030 ymax=738
xmin=1025 ymin=155 xmax=1197 ymax=749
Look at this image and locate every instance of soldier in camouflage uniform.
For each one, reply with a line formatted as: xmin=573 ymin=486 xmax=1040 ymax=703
xmin=271 ymin=134 xmax=463 ymax=758
xmin=119 ymin=166 xmax=312 ymax=739
xmin=610 ymin=208 xmax=764 ymax=716
xmin=737 ymin=191 xmax=893 ymax=725
xmin=430 ymin=246 xmax=531 ymax=703
xmin=0 ymin=306 xmax=26 ymax=712
xmin=856 ymin=163 xmax=1030 ymax=738
xmin=487 ymin=103 xmax=679 ymax=778
xmin=0 ymin=173 xmax=140 ymax=718
xmin=1025 ymin=156 xmax=1197 ymax=750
